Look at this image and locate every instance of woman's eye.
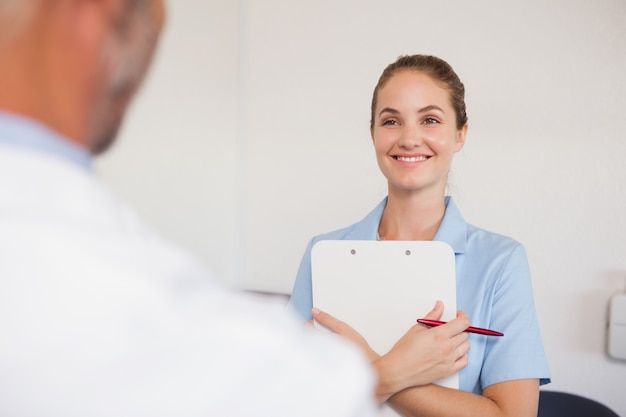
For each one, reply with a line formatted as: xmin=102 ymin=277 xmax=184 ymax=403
xmin=423 ymin=117 xmax=440 ymax=125
xmin=382 ymin=119 xmax=398 ymax=126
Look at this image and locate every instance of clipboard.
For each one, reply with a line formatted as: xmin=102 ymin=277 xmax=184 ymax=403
xmin=311 ymin=240 xmax=458 ymax=415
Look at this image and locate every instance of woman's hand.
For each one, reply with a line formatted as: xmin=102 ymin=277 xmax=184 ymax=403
xmin=311 ymin=307 xmax=381 ymax=362
xmin=374 ymin=302 xmax=470 ymax=401
xmin=311 ymin=301 xmax=471 ymax=403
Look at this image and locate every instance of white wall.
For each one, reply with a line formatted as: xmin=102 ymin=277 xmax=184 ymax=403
xmin=98 ymin=1 xmax=241 ymax=286
xmin=98 ymin=0 xmax=626 ymax=414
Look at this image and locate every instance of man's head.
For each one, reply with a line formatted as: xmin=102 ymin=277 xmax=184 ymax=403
xmin=0 ymin=0 xmax=166 ymax=154
xmin=89 ymin=0 xmax=165 ymax=154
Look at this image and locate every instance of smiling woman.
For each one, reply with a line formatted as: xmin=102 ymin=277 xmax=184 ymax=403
xmin=288 ymin=54 xmax=551 ymax=417
xmin=372 ymin=70 xmax=467 ymax=221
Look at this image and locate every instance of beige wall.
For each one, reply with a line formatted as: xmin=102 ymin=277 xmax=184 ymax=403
xmin=98 ymin=0 xmax=626 ymax=414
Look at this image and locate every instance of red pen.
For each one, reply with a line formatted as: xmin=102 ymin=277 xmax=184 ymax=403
xmin=417 ymin=319 xmax=504 ymax=336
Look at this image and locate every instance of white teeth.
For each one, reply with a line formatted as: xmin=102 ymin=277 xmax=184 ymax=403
xmin=396 ymin=155 xmax=428 ymax=162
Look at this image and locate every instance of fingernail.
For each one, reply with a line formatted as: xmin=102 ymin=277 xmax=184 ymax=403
xmin=311 ymin=307 xmax=321 ymax=316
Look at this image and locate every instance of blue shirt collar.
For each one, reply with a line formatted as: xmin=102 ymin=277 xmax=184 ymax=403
xmin=434 ymin=196 xmax=467 ymax=254
xmin=0 ymin=111 xmax=92 ymax=171
xmin=353 ymin=195 xmax=468 ymax=254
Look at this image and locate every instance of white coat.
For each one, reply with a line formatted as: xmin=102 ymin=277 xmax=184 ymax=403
xmin=0 ymin=135 xmax=376 ymax=417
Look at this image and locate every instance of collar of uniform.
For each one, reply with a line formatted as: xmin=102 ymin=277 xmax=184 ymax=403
xmin=434 ymin=196 xmax=468 ymax=254
xmin=0 ymin=111 xmax=92 ymax=172
xmin=345 ymin=198 xmax=387 ymax=240
xmin=350 ymin=195 xmax=468 ymax=254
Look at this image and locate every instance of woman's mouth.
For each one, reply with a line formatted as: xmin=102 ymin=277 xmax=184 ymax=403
xmin=394 ymin=155 xmax=430 ymax=162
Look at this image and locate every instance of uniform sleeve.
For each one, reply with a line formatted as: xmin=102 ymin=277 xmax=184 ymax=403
xmin=480 ymin=244 xmax=551 ymax=388
xmin=287 ymin=238 xmax=316 ymax=320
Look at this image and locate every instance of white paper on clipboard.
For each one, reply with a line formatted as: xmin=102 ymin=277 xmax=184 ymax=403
xmin=311 ymin=240 xmax=458 ymax=415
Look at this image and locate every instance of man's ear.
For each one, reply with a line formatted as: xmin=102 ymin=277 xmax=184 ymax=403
xmin=454 ymin=123 xmax=468 ymax=153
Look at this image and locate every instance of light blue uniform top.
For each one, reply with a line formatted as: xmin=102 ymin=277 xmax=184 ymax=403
xmin=289 ymin=196 xmax=551 ymax=393
xmin=0 ymin=111 xmax=91 ymax=171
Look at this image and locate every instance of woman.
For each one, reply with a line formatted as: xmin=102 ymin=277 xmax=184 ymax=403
xmin=289 ymin=54 xmax=550 ymax=416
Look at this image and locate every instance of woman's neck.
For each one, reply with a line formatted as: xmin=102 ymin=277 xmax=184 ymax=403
xmin=378 ymin=188 xmax=446 ymax=241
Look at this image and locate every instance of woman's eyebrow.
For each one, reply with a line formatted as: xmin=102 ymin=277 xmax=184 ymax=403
xmin=378 ymin=107 xmax=399 ymax=117
xmin=378 ymin=105 xmax=445 ymax=118
xmin=417 ymin=105 xmax=445 ymax=114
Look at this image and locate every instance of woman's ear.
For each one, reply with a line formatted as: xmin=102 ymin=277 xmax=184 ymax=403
xmin=454 ymin=123 xmax=468 ymax=152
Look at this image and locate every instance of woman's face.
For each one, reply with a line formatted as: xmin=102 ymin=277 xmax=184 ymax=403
xmin=371 ymin=70 xmax=467 ymax=197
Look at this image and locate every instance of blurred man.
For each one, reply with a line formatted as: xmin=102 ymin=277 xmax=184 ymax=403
xmin=0 ymin=1 xmax=468 ymax=416
xmin=0 ymin=1 xmax=377 ymax=415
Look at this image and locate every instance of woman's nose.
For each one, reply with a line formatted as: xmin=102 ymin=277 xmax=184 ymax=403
xmin=397 ymin=125 xmax=422 ymax=149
